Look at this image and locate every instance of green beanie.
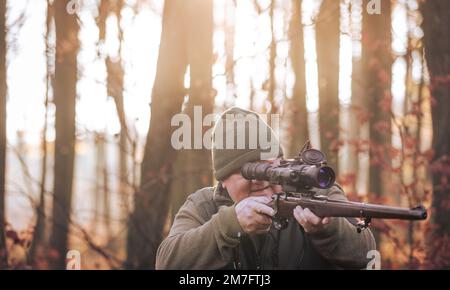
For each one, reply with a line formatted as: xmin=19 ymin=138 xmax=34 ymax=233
xmin=212 ymin=107 xmax=283 ymax=181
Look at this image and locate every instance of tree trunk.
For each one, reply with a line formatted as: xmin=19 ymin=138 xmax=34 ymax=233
xmin=0 ymin=0 xmax=8 ymax=270
xmin=349 ymin=0 xmax=364 ymax=196
xmin=285 ymin=0 xmax=308 ymax=159
xmin=420 ymin=0 xmax=450 ymax=269
xmin=316 ymin=0 xmax=340 ymax=170
xmin=126 ymin=0 xmax=190 ymax=269
xmin=94 ymin=133 xmax=110 ymax=238
xmin=361 ymin=0 xmax=392 ymax=197
xmin=94 ymin=135 xmax=101 ymax=233
xmin=267 ymin=0 xmax=277 ymax=117
xmin=30 ymin=0 xmax=53 ymax=266
xmin=98 ymin=0 xmax=129 ymax=220
xmin=170 ymin=0 xmax=213 ymax=218
xmin=224 ymin=0 xmax=235 ymax=104
xmin=108 ymin=1 xmax=129 ymax=222
xmin=97 ymin=0 xmax=109 ymax=42
xmin=97 ymin=0 xmax=126 ymax=241
xmin=49 ymin=0 xmax=79 ymax=269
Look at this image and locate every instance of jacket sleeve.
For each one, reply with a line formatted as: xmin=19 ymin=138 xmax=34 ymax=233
xmin=307 ymin=185 xmax=377 ymax=269
xmin=156 ymin=194 xmax=243 ymax=269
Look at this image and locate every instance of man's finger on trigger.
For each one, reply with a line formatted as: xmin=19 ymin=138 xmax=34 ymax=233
xmin=254 ymin=203 xmax=275 ymax=216
xmin=258 ymin=214 xmax=272 ymax=225
xmin=255 ymin=218 xmax=272 ymax=230
xmin=254 ymin=212 xmax=271 ymax=225
xmin=322 ymin=217 xmax=330 ymax=225
xmin=303 ymin=208 xmax=321 ymax=225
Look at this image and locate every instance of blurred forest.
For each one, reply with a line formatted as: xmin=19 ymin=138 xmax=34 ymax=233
xmin=0 ymin=0 xmax=449 ymax=269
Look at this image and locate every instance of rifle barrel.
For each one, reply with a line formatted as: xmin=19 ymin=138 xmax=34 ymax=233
xmin=271 ymin=195 xmax=427 ymax=220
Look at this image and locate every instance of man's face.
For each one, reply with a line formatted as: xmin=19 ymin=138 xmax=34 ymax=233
xmin=222 ymin=158 xmax=283 ymax=203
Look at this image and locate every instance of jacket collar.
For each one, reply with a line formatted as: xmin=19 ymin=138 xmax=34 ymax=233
xmin=213 ymin=182 xmax=235 ymax=207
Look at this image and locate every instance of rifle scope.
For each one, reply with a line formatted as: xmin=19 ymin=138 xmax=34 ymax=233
xmin=241 ymin=162 xmax=336 ymax=190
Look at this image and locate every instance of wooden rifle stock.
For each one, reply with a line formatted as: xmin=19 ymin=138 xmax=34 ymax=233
xmin=269 ymin=194 xmax=427 ymax=221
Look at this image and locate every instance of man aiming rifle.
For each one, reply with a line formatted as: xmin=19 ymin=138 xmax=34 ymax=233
xmin=156 ymin=107 xmax=426 ymax=270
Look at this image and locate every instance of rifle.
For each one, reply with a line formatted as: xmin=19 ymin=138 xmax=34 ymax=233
xmin=241 ymin=142 xmax=427 ymax=232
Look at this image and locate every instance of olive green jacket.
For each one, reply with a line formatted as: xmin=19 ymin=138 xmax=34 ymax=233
xmin=156 ymin=184 xmax=376 ymax=270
